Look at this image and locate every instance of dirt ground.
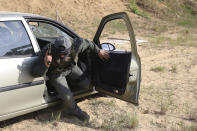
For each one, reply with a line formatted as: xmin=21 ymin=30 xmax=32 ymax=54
xmin=0 ymin=0 xmax=197 ymax=131
xmin=1 ymin=23 xmax=197 ymax=131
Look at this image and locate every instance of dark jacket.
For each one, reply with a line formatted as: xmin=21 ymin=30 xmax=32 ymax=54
xmin=31 ymin=38 xmax=100 ymax=77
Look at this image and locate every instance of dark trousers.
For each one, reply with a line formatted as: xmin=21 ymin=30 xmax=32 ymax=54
xmin=48 ymin=65 xmax=90 ymax=110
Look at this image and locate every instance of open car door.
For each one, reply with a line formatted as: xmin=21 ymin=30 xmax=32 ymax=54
xmin=93 ymin=12 xmax=141 ymax=105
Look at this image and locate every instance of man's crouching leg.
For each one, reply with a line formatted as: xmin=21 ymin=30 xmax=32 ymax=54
xmin=48 ymin=72 xmax=90 ymax=122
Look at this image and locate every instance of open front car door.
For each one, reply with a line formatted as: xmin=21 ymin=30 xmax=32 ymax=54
xmin=93 ymin=12 xmax=141 ymax=105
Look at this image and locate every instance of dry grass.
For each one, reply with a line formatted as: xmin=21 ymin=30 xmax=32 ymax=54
xmin=151 ymin=24 xmax=168 ymax=33
xmin=99 ymin=112 xmax=139 ymax=130
xmin=187 ymin=109 xmax=197 ymax=122
xmin=128 ymin=113 xmax=139 ymax=129
xmin=87 ymin=98 xmax=138 ymax=130
xmin=171 ymin=121 xmax=197 ymax=131
xmin=150 ymin=32 xmax=197 ymax=47
xmin=169 ymin=64 xmax=177 ymax=73
xmin=159 ymin=97 xmax=169 ymax=115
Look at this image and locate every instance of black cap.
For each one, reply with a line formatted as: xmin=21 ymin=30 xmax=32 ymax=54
xmin=54 ymin=36 xmax=72 ymax=55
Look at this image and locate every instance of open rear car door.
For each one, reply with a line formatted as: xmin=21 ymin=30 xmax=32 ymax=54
xmin=93 ymin=12 xmax=141 ymax=105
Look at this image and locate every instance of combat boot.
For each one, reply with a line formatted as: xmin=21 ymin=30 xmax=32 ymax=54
xmin=69 ymin=104 xmax=90 ymax=122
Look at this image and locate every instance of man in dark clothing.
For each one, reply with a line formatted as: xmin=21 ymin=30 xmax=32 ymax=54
xmin=32 ymin=36 xmax=109 ymax=121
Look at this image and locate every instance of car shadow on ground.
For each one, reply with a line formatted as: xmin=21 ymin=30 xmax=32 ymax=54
xmin=0 ymin=94 xmax=103 ymax=130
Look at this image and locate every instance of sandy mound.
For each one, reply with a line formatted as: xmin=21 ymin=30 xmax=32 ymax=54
xmin=0 ymin=0 xmax=126 ymax=38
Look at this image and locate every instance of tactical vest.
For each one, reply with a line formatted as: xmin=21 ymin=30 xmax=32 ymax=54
xmin=48 ymin=42 xmax=78 ymax=74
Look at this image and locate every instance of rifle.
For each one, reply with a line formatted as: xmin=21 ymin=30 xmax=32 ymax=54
xmin=47 ymin=43 xmax=52 ymax=65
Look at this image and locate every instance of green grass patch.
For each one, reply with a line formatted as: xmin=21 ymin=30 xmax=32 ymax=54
xmin=151 ymin=66 xmax=165 ymax=72
xmin=151 ymin=36 xmax=172 ymax=45
xmin=176 ymin=2 xmax=197 ymax=28
xmin=174 ymin=34 xmax=197 ymax=46
xmin=129 ymin=0 xmax=149 ymax=18
xmin=106 ymin=20 xmax=127 ymax=32
xmin=100 ymin=19 xmax=129 ymax=39
xmin=151 ymin=34 xmax=197 ymax=47
xmin=151 ymin=25 xmax=168 ymax=33
xmin=51 ymin=112 xmax=61 ymax=121
xmin=177 ymin=16 xmax=197 ymax=28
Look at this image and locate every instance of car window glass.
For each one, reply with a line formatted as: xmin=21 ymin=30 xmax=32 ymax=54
xmin=0 ymin=21 xmax=33 ymax=57
xmin=100 ymin=19 xmax=131 ymax=52
xmin=29 ymin=22 xmax=70 ymax=38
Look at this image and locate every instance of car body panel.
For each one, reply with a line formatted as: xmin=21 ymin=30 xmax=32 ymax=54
xmin=93 ymin=12 xmax=141 ymax=105
xmin=0 ymin=18 xmax=46 ymax=117
xmin=0 ymin=101 xmax=59 ymax=122
xmin=0 ymin=14 xmax=89 ymax=122
xmin=0 ymin=12 xmax=141 ymax=122
xmin=0 ymin=81 xmax=45 ymax=116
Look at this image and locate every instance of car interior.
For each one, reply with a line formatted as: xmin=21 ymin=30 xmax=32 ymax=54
xmin=35 ymin=35 xmax=132 ymax=98
xmin=92 ymin=42 xmax=132 ymax=95
xmin=93 ymin=50 xmax=131 ymax=95
xmin=35 ymin=37 xmax=94 ymax=98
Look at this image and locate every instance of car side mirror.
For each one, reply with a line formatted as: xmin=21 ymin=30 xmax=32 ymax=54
xmin=101 ymin=43 xmax=116 ymax=51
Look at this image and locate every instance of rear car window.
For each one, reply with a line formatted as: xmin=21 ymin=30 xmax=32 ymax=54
xmin=29 ymin=22 xmax=70 ymax=38
xmin=0 ymin=21 xmax=34 ymax=57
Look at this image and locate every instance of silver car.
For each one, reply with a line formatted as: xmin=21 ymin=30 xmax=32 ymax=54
xmin=0 ymin=12 xmax=141 ymax=122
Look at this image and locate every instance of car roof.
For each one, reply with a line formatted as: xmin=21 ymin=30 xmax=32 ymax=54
xmin=0 ymin=11 xmax=47 ymax=19
xmin=0 ymin=11 xmax=79 ymax=38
